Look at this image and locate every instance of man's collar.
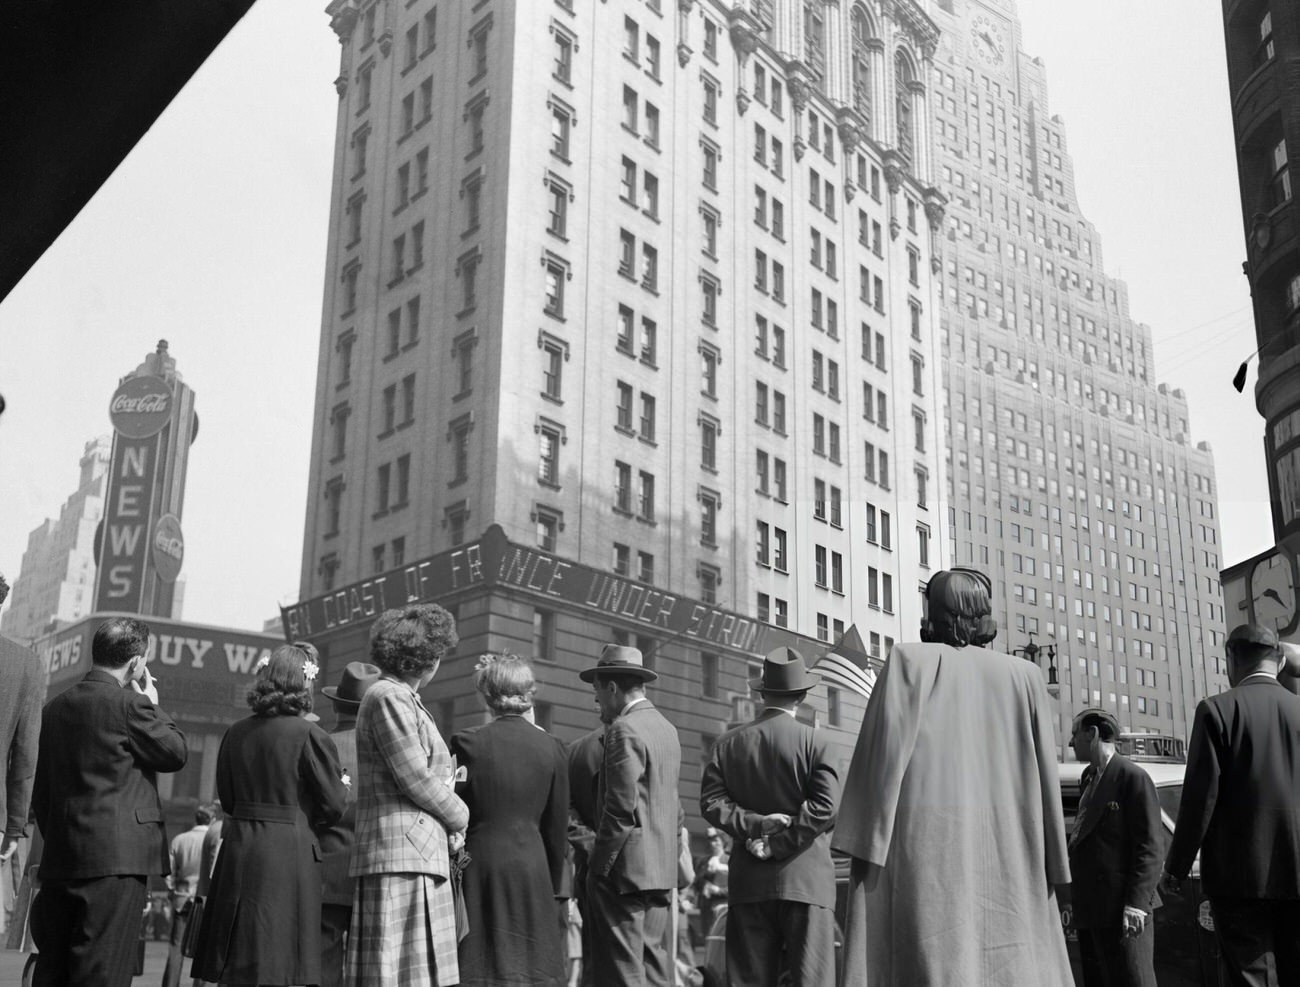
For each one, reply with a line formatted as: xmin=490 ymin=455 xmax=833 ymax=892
xmin=1237 ymin=671 xmax=1281 ymax=686
xmin=762 ymin=705 xmax=798 ymax=719
xmin=620 ymin=696 xmax=648 ymax=717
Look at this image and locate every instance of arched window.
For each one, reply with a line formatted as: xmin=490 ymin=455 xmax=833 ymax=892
xmin=804 ymin=1 xmax=827 ymax=92
xmin=851 ymin=6 xmax=873 ymax=123
xmin=895 ymin=50 xmax=916 ymax=169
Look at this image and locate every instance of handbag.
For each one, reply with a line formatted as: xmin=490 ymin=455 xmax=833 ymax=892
xmin=181 ymin=896 xmax=206 ymax=958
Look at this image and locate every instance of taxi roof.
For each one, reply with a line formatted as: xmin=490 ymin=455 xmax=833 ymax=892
xmin=1058 ymin=758 xmax=1188 ymax=787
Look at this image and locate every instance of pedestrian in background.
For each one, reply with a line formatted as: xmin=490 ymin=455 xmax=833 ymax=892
xmin=1067 ymin=707 xmax=1161 ymax=987
xmin=0 ymin=570 xmax=42 ymax=939
xmin=566 ymin=718 xmax=605 ymax=987
xmin=450 ymin=653 xmax=570 ymax=987
xmin=31 ymin=616 xmax=188 ymax=987
xmin=161 ymin=803 xmax=214 ymax=987
xmin=833 ymin=567 xmax=1073 ymax=986
xmin=347 ymin=604 xmax=469 ymax=987
xmin=1163 ymin=623 xmax=1300 ymax=987
xmin=318 ymin=660 xmax=380 ymax=987
xmin=580 ymin=643 xmax=682 ymax=987
xmin=189 ymin=642 xmax=348 ymax=987
xmin=700 ymin=648 xmax=840 ymax=987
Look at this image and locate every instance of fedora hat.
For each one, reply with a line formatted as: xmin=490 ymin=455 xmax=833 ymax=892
xmin=578 ymin=643 xmax=658 ymax=683
xmin=322 ymin=661 xmax=382 ymax=708
xmin=749 ymin=646 xmax=820 ymax=695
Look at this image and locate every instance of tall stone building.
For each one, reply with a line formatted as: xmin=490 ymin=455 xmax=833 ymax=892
xmin=1 ymin=436 xmax=111 ymax=645
xmin=291 ymin=0 xmax=949 ymax=792
xmin=931 ymin=0 xmax=1229 ymax=747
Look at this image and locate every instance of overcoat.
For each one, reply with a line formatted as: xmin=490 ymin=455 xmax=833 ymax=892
xmin=190 ymin=713 xmax=347 ymax=986
xmin=450 ymin=715 xmax=570 ymax=987
xmin=832 ymin=642 xmax=1073 ymax=987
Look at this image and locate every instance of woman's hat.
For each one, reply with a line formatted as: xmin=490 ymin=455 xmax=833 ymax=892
xmin=578 ymin=644 xmax=658 ymax=683
xmin=749 ymin=646 xmax=820 ymax=695
xmin=322 ymin=661 xmax=382 ymax=707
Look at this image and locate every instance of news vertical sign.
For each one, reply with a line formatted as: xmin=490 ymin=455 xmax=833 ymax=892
xmin=93 ymin=375 xmax=172 ymax=613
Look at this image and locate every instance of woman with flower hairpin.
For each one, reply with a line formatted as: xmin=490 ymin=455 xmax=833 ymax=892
xmin=449 ymin=652 xmax=570 ymax=987
xmin=190 ymin=641 xmax=349 ymax=987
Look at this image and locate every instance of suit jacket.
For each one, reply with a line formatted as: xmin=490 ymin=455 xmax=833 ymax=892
xmin=0 ymin=634 xmax=43 ymax=840
xmin=1165 ymin=676 xmax=1300 ymax=898
xmin=349 ymin=677 xmax=469 ymax=879
xmin=1068 ymin=753 xmax=1163 ymax=928
xmin=319 ymin=724 xmax=358 ymax=907
xmin=590 ymin=700 xmax=681 ymax=894
xmin=700 ymin=708 xmax=840 ymax=908
xmin=33 ymin=667 xmax=187 ymax=880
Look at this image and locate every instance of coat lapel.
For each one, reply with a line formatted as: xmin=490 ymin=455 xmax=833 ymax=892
xmin=1074 ymin=757 xmax=1121 ymax=846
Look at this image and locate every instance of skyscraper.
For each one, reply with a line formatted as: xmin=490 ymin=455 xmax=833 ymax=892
xmin=932 ymin=0 xmax=1228 ymax=746
xmin=293 ymin=0 xmax=948 ymax=759
xmin=1 ymin=436 xmax=111 ymax=644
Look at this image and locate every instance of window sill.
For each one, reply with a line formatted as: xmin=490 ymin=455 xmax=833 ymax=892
xmin=448 ymin=477 xmax=468 ymax=489
xmin=639 ymin=356 xmax=658 ymax=369
xmin=372 ymin=509 xmax=390 ymax=520
xmin=457 ymin=305 xmax=477 ymax=319
xmin=541 ymin=392 xmax=563 ymax=406
xmin=615 ymin=424 xmax=636 ymax=437
xmin=636 ymin=517 xmax=658 ymax=527
xmin=397 ymin=419 xmax=414 ymax=432
xmin=377 ymin=428 xmax=395 ymax=440
xmin=538 ymin=479 xmax=562 ymax=491
xmin=613 ymin=506 xmax=634 ymax=518
xmin=382 ymin=350 xmax=401 ymax=364
xmin=329 ymin=454 xmax=346 ymax=465
xmin=638 ymin=436 xmax=657 ymax=448
xmin=462 ymin=224 xmax=480 ymax=240
xmin=453 ymin=390 xmax=471 ymax=402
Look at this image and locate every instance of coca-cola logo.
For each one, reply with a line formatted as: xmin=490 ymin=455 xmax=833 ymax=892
xmin=109 ymin=375 xmax=172 ymax=438
xmin=151 ymin=514 xmax=184 ymax=583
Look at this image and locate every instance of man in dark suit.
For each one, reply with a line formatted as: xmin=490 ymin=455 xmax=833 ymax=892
xmin=30 ymin=616 xmax=188 ymax=987
xmin=1067 ymin=707 xmax=1161 ymax=987
xmin=1163 ymin=622 xmax=1300 ymax=987
xmin=700 ymin=647 xmax=840 ymax=987
xmin=567 ymin=721 xmax=605 ymax=987
xmin=318 ymin=660 xmax=380 ymax=987
xmin=1 ymin=573 xmax=43 ymax=875
xmin=579 ymin=644 xmax=681 ymax=987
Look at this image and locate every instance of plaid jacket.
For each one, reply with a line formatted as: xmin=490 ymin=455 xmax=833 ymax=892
xmin=350 ymin=678 xmax=469 ymax=879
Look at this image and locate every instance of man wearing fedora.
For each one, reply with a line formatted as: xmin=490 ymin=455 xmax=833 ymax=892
xmin=700 ymin=647 xmax=839 ymax=987
xmin=317 ymin=661 xmax=380 ymax=987
xmin=579 ymin=643 xmax=681 ymax=987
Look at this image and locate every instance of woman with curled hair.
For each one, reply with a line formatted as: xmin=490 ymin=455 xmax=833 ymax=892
xmin=348 ymin=604 xmax=470 ymax=986
xmin=449 ymin=654 xmax=570 ymax=987
xmin=191 ymin=642 xmax=348 ymax=986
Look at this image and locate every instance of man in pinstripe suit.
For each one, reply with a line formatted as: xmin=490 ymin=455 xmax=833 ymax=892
xmin=580 ymin=644 xmax=681 ymax=987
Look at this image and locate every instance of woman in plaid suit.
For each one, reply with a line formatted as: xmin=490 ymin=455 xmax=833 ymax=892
xmin=348 ymin=604 xmax=470 ymax=986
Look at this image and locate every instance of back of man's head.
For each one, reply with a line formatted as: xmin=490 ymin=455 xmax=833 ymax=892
xmin=195 ymin=804 xmax=216 ymax=826
xmin=1074 ymin=708 xmax=1119 ymax=742
xmin=1226 ymin=623 xmax=1283 ymax=683
xmin=92 ymin=616 xmax=152 ymax=668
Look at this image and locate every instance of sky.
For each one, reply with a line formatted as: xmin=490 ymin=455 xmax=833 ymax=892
xmin=0 ymin=0 xmax=1276 ymax=633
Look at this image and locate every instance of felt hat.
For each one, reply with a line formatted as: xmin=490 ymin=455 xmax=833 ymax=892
xmin=1227 ymin=623 xmax=1280 ymax=651
xmin=578 ymin=643 xmax=658 ymax=683
xmin=322 ymin=661 xmax=382 ymax=708
xmin=749 ymin=646 xmax=820 ymax=695
xmin=1071 ymin=706 xmax=1120 ymax=738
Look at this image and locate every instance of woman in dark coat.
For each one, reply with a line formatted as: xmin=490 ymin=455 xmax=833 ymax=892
xmin=450 ymin=654 xmax=570 ymax=987
xmin=190 ymin=642 xmax=348 ymax=986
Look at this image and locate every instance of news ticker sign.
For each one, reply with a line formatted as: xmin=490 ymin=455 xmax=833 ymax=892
xmin=281 ymin=524 xmax=769 ymax=655
xmin=34 ymin=615 xmax=280 ymax=689
xmin=94 ymin=375 xmax=182 ymax=612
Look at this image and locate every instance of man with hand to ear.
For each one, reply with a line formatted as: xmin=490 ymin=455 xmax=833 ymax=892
xmin=30 ymin=616 xmax=188 ymax=987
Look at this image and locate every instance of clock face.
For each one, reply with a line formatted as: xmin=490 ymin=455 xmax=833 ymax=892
xmin=970 ymin=14 xmax=1008 ymax=70
xmin=1250 ymin=551 xmax=1298 ymax=636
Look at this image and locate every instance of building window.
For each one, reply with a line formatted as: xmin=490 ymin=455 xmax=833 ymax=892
xmin=830 ymin=485 xmax=842 ymax=526
xmin=638 ymin=470 xmax=656 ymax=521
xmin=773 ymin=457 xmax=787 ymax=502
xmin=913 ymin=409 xmax=926 ymax=452
xmin=323 ymin=478 xmax=344 ymax=537
xmin=535 ymin=506 xmax=562 ymax=551
xmin=703 ymin=17 xmax=718 ymax=60
xmin=701 ymin=344 xmax=718 ymax=397
xmin=458 ymin=250 xmax=480 ymax=311
xmin=533 ymin=609 xmax=556 ymax=662
xmin=544 ymin=257 xmax=567 ymax=317
xmin=619 ymin=229 xmax=636 ymax=277
xmin=616 ymin=381 xmax=634 ymax=431
xmin=637 ymin=551 xmax=655 ymax=584
xmin=445 ymin=501 xmax=468 ymax=547
xmin=1272 ymin=137 xmax=1292 ymax=206
xmin=644 ymin=102 xmax=660 ymax=146
xmin=699 ymin=489 xmax=719 ymax=546
xmin=615 ymin=460 xmax=632 ymax=512
xmin=772 ymin=391 xmax=786 ymax=434
xmin=915 ymin=466 xmax=929 ymax=509
xmin=702 ymin=76 xmax=718 ymax=124
xmin=641 ymin=244 xmax=659 ymax=291
xmin=774 ymin=598 xmax=789 ymax=627
xmin=449 ymin=414 xmax=472 ymax=483
xmin=541 ymin=335 xmax=566 ymax=400
xmin=912 ymin=354 xmax=925 ymax=395
xmin=392 ymin=536 xmax=406 ymax=567
xmin=616 ymin=304 xmax=635 ymax=353
xmin=376 ymin=462 xmax=392 ymax=515
xmin=702 ymin=652 xmax=720 ymax=697
xmin=701 ymin=274 xmax=719 ymax=325
xmin=454 ymin=331 xmax=476 ymax=396
xmin=623 ymin=85 xmax=639 ymax=132
xmin=624 ymin=16 xmax=640 ymax=61
xmin=639 ymin=392 xmax=656 ymax=441
xmin=643 ymin=172 xmax=659 ymax=219
xmin=1257 ymin=10 xmax=1275 ymax=66
xmin=330 ymin=403 xmax=350 ymax=460
xmin=815 ymin=545 xmax=828 ymax=587
xmin=554 ymin=27 xmax=573 ymax=84
xmin=831 ymin=551 xmax=843 ymax=593
xmin=756 ymin=522 xmax=770 ymax=565
xmin=613 ymin=543 xmax=631 ymax=576
xmin=700 ymin=415 xmax=719 ymax=470
xmin=774 ymin=527 xmax=788 ymax=571
xmin=550 ymin=103 xmax=572 ymax=158
xmin=816 ymin=613 xmax=829 ymax=641
xmin=394 ymin=453 xmax=411 ymax=508
xmin=640 ymin=317 xmax=658 ymax=364
xmin=918 ymin=524 xmax=931 ymax=568
xmin=320 ymin=553 xmax=340 ymax=590
xmin=538 ymin=423 xmax=562 ymax=485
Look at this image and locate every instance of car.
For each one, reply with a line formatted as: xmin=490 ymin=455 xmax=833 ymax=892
xmin=1057 ymin=758 xmax=1223 ymax=986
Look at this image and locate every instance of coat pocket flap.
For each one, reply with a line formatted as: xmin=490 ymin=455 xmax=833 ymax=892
xmin=404 ymin=813 xmax=438 ymax=859
xmin=135 ymin=806 xmax=163 ymax=824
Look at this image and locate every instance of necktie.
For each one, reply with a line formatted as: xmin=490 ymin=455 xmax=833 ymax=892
xmin=1070 ymin=769 xmax=1099 ymax=848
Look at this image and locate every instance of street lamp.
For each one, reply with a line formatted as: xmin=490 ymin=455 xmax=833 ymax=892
xmin=1011 ymin=632 xmax=1058 ymax=686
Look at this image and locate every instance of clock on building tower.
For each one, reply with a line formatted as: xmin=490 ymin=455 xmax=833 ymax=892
xmin=1249 ymin=550 xmax=1298 ymax=637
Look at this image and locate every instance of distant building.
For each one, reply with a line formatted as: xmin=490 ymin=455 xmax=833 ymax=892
xmin=1 ymin=436 xmax=111 ymax=644
xmin=290 ymin=0 xmax=948 ymax=802
xmin=931 ymin=0 xmax=1228 ymax=748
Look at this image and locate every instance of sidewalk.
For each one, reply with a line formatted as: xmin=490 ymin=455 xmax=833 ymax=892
xmin=0 ymin=940 xmax=170 ymax=986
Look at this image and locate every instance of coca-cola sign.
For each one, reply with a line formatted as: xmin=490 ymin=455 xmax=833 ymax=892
xmin=151 ymin=513 xmax=185 ymax=584
xmin=109 ymin=375 xmax=172 ymax=438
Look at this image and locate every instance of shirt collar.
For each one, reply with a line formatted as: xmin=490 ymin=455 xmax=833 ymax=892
xmin=620 ymin=697 xmax=648 ymax=717
xmin=1238 ymin=671 xmax=1280 ymax=685
xmin=763 ymin=705 xmax=798 ymax=719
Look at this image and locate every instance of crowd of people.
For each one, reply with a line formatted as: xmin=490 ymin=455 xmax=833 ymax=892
xmin=1 ymin=564 xmax=1299 ymax=987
